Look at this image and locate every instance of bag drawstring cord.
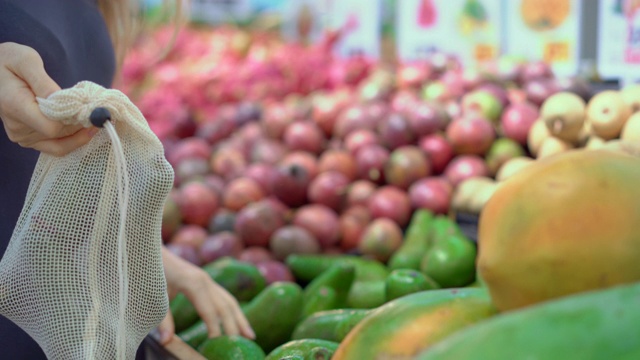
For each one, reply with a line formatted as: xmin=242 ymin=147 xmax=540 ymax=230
xmin=90 ymin=108 xmax=130 ymax=360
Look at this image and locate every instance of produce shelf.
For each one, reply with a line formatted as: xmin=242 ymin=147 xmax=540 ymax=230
xmin=141 ymin=336 xmax=204 ymax=360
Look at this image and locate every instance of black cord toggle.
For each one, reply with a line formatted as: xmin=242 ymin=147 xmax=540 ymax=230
xmin=90 ymin=107 xmax=111 ymax=128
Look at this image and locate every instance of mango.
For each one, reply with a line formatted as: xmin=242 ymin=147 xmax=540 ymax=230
xmin=417 ymin=281 xmax=640 ymax=360
xmin=478 ymin=149 xmax=640 ymax=311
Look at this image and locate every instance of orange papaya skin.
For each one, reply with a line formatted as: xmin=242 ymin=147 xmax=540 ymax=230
xmin=332 ymin=288 xmax=496 ymax=359
xmin=478 ymin=149 xmax=640 ymax=311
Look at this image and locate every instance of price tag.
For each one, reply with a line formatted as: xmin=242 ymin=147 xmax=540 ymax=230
xmin=543 ymin=41 xmax=570 ymax=62
xmin=504 ymin=0 xmax=582 ymax=76
xmin=396 ymin=0 xmax=502 ymax=65
xmin=474 ymin=44 xmax=497 ymax=62
xmin=189 ymin=0 xmax=254 ymax=24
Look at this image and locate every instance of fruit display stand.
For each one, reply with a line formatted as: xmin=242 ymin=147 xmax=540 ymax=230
xmin=143 ymin=336 xmax=205 ymax=360
xmin=117 ymin=21 xmax=640 ymax=358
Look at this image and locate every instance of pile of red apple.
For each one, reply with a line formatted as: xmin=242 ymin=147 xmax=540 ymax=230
xmin=118 ymin=26 xmax=594 ymax=281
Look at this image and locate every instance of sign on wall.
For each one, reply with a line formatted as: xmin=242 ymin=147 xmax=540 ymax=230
xmin=504 ymin=0 xmax=582 ymax=76
xmin=395 ymin=0 xmax=502 ymax=66
xmin=597 ymin=0 xmax=640 ymax=81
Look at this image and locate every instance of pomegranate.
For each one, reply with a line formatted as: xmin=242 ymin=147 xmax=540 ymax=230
xmin=166 ymin=243 xmax=200 ymax=266
xmin=418 ymin=134 xmax=455 ymax=174
xmin=477 ymin=83 xmax=509 ymax=108
xmin=262 ymin=102 xmax=294 ymax=139
xmin=293 ymin=204 xmax=340 ymax=248
xmin=384 ymin=146 xmax=431 ymax=190
xmin=339 ymin=207 xmax=371 ymax=251
xmin=346 ymin=180 xmax=377 ymax=208
xmin=256 ymin=261 xmax=296 ymax=285
xmin=208 ymin=209 xmax=236 ymax=234
xmin=250 ymin=139 xmax=288 ymax=165
xmin=408 ymin=177 xmax=453 ymax=215
xmin=396 ymin=62 xmax=432 ymax=89
xmin=210 ymin=148 xmax=247 ymax=181
xmin=238 ymin=246 xmax=275 ymax=265
xmin=280 ymin=151 xmax=319 ymax=179
xmin=368 ymin=186 xmax=412 ymax=227
xmin=312 ymin=94 xmax=345 ymax=136
xmin=405 ymin=101 xmax=448 ymax=137
xmin=161 ymin=194 xmax=182 ymax=242
xmin=344 ymin=129 xmax=379 ymax=155
xmin=377 ymin=113 xmax=415 ymax=150
xmin=234 ymin=200 xmax=286 ymax=247
xmin=170 ymin=224 xmax=208 ymax=248
xmin=269 ymin=225 xmax=321 ymax=261
xmin=196 ymin=116 xmax=237 ymax=145
xmin=307 ymin=171 xmax=350 ymax=212
xmin=390 ymin=89 xmax=419 ymax=114
xmin=446 ymin=117 xmax=496 ymax=156
xmin=501 ymin=101 xmax=540 ymax=145
xmin=203 ymin=174 xmax=226 ymax=197
xmin=177 ymin=181 xmax=219 ymax=227
xmin=444 ymin=155 xmax=490 ymax=187
xmin=359 ymin=219 xmax=403 ymax=262
xmin=199 ymin=231 xmax=244 ymax=264
xmin=355 ymin=144 xmax=389 ymax=184
xmin=243 ymin=163 xmax=277 ymax=194
xmin=283 ymin=121 xmax=326 ymax=155
xmin=270 ymin=163 xmax=313 ymax=208
xmin=318 ymin=149 xmax=357 ymax=180
xmin=174 ymin=157 xmax=210 ymax=186
xmin=223 ymin=177 xmax=266 ymax=211
xmin=167 ymin=137 xmax=211 ymax=167
xmin=334 ymin=105 xmax=377 ymax=139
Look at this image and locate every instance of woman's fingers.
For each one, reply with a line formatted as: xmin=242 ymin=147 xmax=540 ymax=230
xmin=29 ymin=127 xmax=98 ymax=157
xmin=156 ymin=311 xmax=176 ymax=345
xmin=7 ymin=43 xmax=61 ymax=98
xmin=184 ymin=272 xmax=224 ymax=338
xmin=213 ymin=289 xmax=241 ymax=338
xmin=0 ymin=43 xmax=65 ymax=139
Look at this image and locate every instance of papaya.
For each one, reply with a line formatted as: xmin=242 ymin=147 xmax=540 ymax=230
xmin=385 ymin=269 xmax=440 ymax=301
xmin=332 ymin=287 xmax=496 ymax=359
xmin=244 ymin=282 xmax=305 ymax=353
xmin=266 ymin=339 xmax=339 ymax=360
xmin=301 ymin=263 xmax=355 ymax=318
xmin=479 ymin=149 xmax=640 ymax=311
xmin=387 ymin=209 xmax=434 ymax=271
xmin=417 ymin=281 xmax=640 ymax=360
xmin=198 ymin=335 xmax=265 ymax=360
xmin=286 ymin=255 xmax=388 ymax=283
xmin=171 ymin=257 xmax=267 ymax=332
xmin=292 ymin=309 xmax=371 ymax=342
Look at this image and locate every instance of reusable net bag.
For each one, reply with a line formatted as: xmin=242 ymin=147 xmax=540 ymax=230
xmin=0 ymin=81 xmax=174 ymax=359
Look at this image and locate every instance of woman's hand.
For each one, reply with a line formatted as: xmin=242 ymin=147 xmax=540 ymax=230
xmin=0 ymin=42 xmax=97 ymax=156
xmin=157 ymin=246 xmax=255 ymax=345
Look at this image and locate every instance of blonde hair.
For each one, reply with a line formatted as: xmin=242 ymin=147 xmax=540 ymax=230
xmin=98 ymin=0 xmax=186 ymax=74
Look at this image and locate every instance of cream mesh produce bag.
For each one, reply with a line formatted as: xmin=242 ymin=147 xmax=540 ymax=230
xmin=0 ymin=81 xmax=174 ymax=359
